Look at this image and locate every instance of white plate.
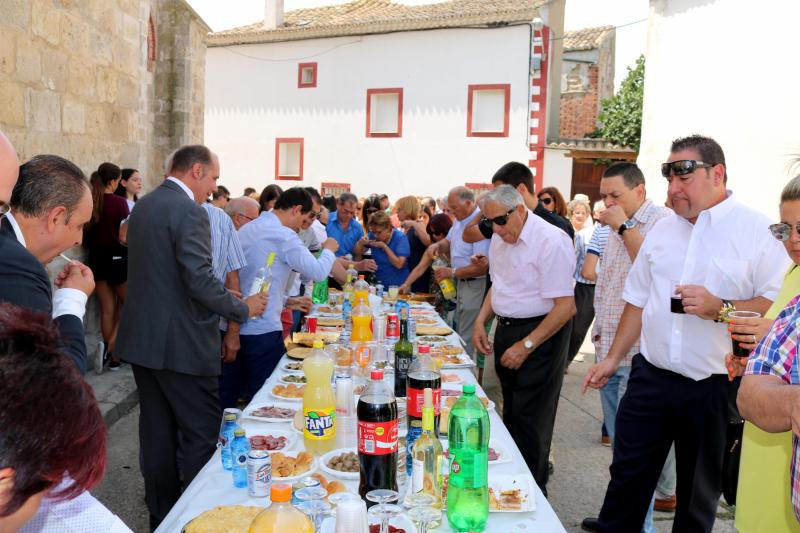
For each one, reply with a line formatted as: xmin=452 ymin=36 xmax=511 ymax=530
xmin=269 ymin=450 xmax=318 ymax=482
xmin=237 ymin=424 xmax=297 ymax=451
xmin=319 ymin=448 xmax=360 ymax=480
xmin=242 ymin=402 xmax=297 ymax=423
xmin=434 ymin=352 xmax=475 ymax=369
xmin=488 ymin=473 xmax=536 ymax=513
xmin=279 ymin=374 xmax=307 ymax=385
xmin=281 ymin=361 xmax=304 ymax=373
xmin=320 ymin=513 xmax=417 ymax=533
xmin=269 ymin=389 xmax=304 ymax=403
xmin=440 ymin=390 xmax=495 ymax=412
xmin=442 ymin=439 xmax=510 ymax=465
xmin=415 ymin=335 xmax=450 ymax=345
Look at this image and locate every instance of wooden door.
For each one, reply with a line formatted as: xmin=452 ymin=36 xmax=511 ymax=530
xmin=570 ymin=159 xmax=607 ymax=205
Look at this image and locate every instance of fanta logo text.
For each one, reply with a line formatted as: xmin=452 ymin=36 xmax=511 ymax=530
xmin=305 ymin=411 xmax=335 ymax=437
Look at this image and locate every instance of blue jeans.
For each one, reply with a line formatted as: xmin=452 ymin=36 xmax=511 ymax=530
xmin=219 ymin=330 xmax=284 ymax=409
xmin=600 ymin=365 xmax=656 ymax=533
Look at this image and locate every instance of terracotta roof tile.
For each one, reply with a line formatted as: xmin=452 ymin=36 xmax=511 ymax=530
xmin=208 ymin=0 xmax=551 ymax=46
xmin=563 ymin=25 xmax=613 ymax=52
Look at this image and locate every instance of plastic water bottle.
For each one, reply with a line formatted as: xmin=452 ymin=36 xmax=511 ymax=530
xmin=231 ymin=428 xmax=250 ymax=488
xmin=220 ymin=413 xmax=238 ymax=471
xmin=342 ymin=298 xmax=353 ymax=333
xmin=446 ymin=384 xmax=490 ymax=532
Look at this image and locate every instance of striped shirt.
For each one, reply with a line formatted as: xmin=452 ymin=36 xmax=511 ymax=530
xmin=201 ymin=203 xmax=246 ymax=282
xmin=574 ymin=224 xmax=599 ymax=285
xmin=587 ymin=223 xmax=611 ymax=258
xmin=591 ymin=199 xmax=671 ymax=365
xmin=745 ymin=294 xmax=800 ymax=521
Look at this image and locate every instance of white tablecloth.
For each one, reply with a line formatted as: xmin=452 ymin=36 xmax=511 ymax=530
xmin=156 ymin=304 xmax=565 ymax=533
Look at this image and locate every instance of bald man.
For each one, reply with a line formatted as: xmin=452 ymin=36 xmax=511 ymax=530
xmin=0 ymin=129 xmax=19 ymax=205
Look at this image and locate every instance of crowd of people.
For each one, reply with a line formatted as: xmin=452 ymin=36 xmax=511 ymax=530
xmin=3 ymin=128 xmax=800 ymax=533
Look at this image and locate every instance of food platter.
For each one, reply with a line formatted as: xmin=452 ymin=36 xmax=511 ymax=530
xmin=319 ymin=448 xmax=360 ymax=480
xmin=242 ymin=403 xmax=296 ymax=423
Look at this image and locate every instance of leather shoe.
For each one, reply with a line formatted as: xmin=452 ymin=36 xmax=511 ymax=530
xmin=654 ymin=495 xmax=676 ymax=512
xmin=581 ymin=517 xmax=601 ymax=532
xmin=600 ymin=435 xmax=611 ymax=447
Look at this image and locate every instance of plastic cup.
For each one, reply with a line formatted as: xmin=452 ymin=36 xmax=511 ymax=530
xmin=729 ymin=310 xmax=762 ymax=358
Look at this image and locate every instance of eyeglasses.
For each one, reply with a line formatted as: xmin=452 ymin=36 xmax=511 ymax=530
xmin=661 ymin=160 xmax=716 ymax=181
xmin=769 ymin=222 xmax=800 ymax=241
xmin=540 ymin=197 xmax=553 ymax=205
xmin=309 ymin=210 xmax=321 ymax=219
xmin=482 ymin=208 xmax=516 ymax=227
xmin=237 ymin=213 xmax=254 ymax=222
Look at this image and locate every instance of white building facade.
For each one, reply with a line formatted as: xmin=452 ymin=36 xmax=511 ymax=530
xmin=205 ymin=0 xmax=565 ymax=200
xmin=638 ymin=0 xmax=800 ymax=219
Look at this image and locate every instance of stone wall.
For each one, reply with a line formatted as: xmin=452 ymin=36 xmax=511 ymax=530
xmin=0 ymin=0 xmax=209 ymax=192
xmin=559 ymin=62 xmax=600 ymax=138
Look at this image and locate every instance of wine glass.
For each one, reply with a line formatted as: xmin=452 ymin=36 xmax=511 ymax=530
xmin=365 ymin=489 xmax=400 ymax=533
xmin=405 ymin=506 xmax=441 ymax=533
xmin=296 ymin=486 xmax=330 ymax=532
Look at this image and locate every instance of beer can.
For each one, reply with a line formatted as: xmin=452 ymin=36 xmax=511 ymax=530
xmin=306 ymin=315 xmax=318 ymax=333
xmin=386 ymin=312 xmax=399 ymax=339
xmin=247 ymin=450 xmax=271 ymax=498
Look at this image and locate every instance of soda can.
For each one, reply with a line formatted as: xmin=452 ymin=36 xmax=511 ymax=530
xmin=385 ymin=312 xmax=399 ymax=339
xmin=306 ymin=315 xmax=318 ymax=333
xmin=247 ymin=450 xmax=271 ymax=498
xmin=292 ymin=476 xmax=322 ymax=505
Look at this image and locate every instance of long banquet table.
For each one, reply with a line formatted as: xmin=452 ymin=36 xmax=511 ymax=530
xmin=156 ymin=302 xmax=566 ymax=532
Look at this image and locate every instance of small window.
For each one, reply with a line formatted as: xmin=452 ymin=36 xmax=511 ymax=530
xmin=321 ymin=182 xmax=351 ymax=197
xmin=467 ymin=84 xmax=510 ymax=137
xmin=465 ymin=182 xmax=494 ymax=197
xmin=366 ymin=88 xmax=403 ymax=137
xmin=275 ymin=138 xmax=304 ymax=181
xmin=297 ymin=63 xmax=317 ymax=88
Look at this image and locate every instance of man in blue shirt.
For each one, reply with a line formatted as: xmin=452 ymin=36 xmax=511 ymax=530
xmin=219 ymin=188 xmax=339 ymax=408
xmin=326 ymin=192 xmax=363 ymax=257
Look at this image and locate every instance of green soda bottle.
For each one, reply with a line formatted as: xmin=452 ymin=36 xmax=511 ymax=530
xmin=311 ymin=251 xmax=329 ymax=304
xmin=446 ymin=383 xmax=489 ymax=531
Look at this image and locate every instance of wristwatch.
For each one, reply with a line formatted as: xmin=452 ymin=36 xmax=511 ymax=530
xmin=618 ymin=219 xmax=636 ymax=236
xmin=523 ymin=337 xmax=535 ymax=351
xmin=715 ymin=299 xmax=736 ymax=323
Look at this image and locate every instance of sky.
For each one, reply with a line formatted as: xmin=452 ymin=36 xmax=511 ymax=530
xmin=186 ymin=0 xmax=649 ymax=90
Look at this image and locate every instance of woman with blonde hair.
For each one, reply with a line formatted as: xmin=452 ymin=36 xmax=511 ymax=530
xmin=568 ymin=197 xmax=592 ymax=233
xmin=395 ymin=196 xmax=432 ymax=293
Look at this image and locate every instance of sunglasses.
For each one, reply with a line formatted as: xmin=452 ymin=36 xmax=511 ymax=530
xmin=769 ymin=222 xmax=800 ymax=241
xmin=482 ymin=208 xmax=516 ymax=227
xmin=660 ymin=160 xmax=716 ymax=180
xmin=309 ymin=210 xmax=321 ymax=219
xmin=540 ymin=197 xmax=553 ymax=205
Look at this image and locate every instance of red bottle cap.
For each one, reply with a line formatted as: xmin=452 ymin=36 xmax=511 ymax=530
xmin=370 ymin=370 xmax=384 ymax=380
xmin=418 ymin=344 xmax=430 ymax=353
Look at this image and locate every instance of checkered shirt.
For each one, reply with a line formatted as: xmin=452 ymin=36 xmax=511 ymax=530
xmin=745 ymin=294 xmax=800 ymax=521
xmin=592 ymin=200 xmax=671 ymax=364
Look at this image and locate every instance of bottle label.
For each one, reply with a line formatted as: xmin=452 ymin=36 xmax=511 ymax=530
xmin=449 ymin=451 xmax=488 ymax=487
xmin=407 ymin=387 xmax=441 ymax=418
xmin=358 ymin=419 xmax=398 ymax=455
xmin=304 ymin=408 xmax=336 ymax=440
xmin=412 ymin=458 xmax=425 ymax=492
xmin=235 ymin=452 xmax=248 ymax=466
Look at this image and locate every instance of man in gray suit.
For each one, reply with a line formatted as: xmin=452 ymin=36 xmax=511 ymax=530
xmin=116 ymin=145 xmax=267 ymax=530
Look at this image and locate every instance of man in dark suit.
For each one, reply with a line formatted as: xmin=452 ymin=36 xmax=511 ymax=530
xmin=0 ymin=154 xmax=95 ymax=374
xmin=116 ymin=145 xmax=267 ymax=530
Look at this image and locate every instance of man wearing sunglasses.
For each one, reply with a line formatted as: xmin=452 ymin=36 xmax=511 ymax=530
xmin=582 ymin=135 xmax=786 ymax=532
xmin=472 ymin=184 xmax=576 ymax=496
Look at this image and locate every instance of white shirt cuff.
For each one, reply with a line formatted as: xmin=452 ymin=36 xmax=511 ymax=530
xmin=52 ymin=288 xmax=88 ymax=320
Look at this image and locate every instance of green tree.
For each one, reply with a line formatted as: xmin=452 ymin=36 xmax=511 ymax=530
xmin=598 ymin=55 xmax=645 ymax=151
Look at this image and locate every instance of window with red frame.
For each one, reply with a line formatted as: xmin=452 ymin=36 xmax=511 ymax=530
xmin=275 ymin=138 xmax=304 ymax=181
xmin=467 ymin=84 xmax=510 ymax=137
xmin=366 ymin=88 xmax=403 ymax=137
xmin=465 ymin=182 xmax=494 ymax=197
xmin=321 ymin=182 xmax=351 ymax=197
xmin=298 ymin=63 xmax=317 ymax=88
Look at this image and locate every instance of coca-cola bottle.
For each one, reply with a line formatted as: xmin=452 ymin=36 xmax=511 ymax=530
xmin=357 ymin=370 xmax=398 ymax=503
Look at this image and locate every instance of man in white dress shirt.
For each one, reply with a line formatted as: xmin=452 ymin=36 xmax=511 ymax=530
xmin=473 ymin=185 xmax=576 ymax=496
xmin=583 ymin=135 xmax=786 ymax=532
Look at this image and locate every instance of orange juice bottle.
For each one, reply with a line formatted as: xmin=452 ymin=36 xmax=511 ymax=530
xmin=249 ymin=484 xmax=313 ymax=532
xmin=351 ymin=297 xmax=373 ymax=342
xmin=354 ymin=274 xmax=370 ymax=305
xmin=303 ymin=341 xmax=336 ymax=455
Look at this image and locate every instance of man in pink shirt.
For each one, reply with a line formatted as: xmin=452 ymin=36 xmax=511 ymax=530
xmin=473 ymin=184 xmax=576 ymax=495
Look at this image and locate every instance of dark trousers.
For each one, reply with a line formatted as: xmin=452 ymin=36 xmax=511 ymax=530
xmin=566 ymin=281 xmax=595 ymax=364
xmin=494 ymin=315 xmax=570 ymax=496
xmin=598 ymin=354 xmax=729 ymax=533
xmin=131 ymin=364 xmax=220 ymax=531
xmin=219 ymin=330 xmax=284 ymax=409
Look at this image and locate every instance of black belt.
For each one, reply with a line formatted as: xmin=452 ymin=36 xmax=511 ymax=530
xmin=458 ymin=277 xmax=483 ymax=282
xmin=495 ymin=314 xmax=543 ymax=327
